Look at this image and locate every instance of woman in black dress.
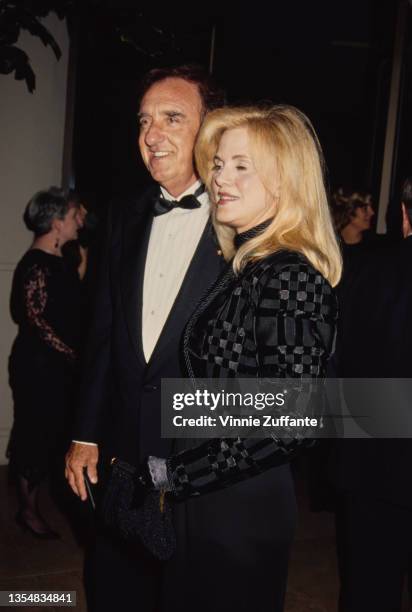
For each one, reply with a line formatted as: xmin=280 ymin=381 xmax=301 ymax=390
xmin=8 ymin=187 xmax=83 ymax=538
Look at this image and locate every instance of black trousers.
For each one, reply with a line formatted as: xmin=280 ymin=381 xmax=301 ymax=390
xmin=84 ymin=530 xmax=162 ymax=611
xmin=85 ymin=465 xmax=297 ymax=612
xmin=336 ymin=493 xmax=412 ymax=612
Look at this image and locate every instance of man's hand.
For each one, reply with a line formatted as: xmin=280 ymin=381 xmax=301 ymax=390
xmin=65 ymin=442 xmax=99 ymax=501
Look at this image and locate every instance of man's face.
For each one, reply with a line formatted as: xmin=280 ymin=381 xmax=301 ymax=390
xmin=138 ymin=77 xmax=203 ymax=197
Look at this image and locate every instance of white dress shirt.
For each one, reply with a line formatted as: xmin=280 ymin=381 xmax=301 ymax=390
xmin=142 ymin=180 xmax=210 ymax=361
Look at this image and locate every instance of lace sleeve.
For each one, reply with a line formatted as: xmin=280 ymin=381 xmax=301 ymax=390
xmin=24 ymin=264 xmax=76 ymax=359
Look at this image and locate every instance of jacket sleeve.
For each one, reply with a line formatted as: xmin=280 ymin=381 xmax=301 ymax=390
xmin=166 ymin=263 xmax=337 ymax=500
xmin=72 ymin=205 xmax=114 ymax=444
xmin=254 ymin=262 xmax=336 ymax=378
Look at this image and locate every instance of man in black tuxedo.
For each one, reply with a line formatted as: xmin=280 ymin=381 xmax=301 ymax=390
xmin=333 ymin=177 xmax=412 ymax=611
xmin=65 ymin=65 xmax=223 ymax=611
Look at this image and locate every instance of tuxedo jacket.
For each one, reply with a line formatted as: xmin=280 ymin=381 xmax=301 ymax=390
xmin=73 ymin=184 xmax=222 ymax=465
xmin=331 ymin=237 xmax=412 ymax=508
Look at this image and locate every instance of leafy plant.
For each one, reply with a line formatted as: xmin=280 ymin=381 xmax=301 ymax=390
xmin=0 ymin=0 xmax=73 ymax=92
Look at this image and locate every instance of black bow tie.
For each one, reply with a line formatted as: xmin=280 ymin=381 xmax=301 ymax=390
xmin=153 ymin=184 xmax=205 ymax=217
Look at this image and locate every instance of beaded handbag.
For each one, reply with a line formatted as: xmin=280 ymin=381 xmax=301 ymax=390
xmin=100 ymin=458 xmax=176 ymax=561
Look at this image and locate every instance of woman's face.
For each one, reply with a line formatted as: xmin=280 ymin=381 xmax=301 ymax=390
xmin=350 ymin=201 xmax=374 ymax=232
xmin=55 ymin=206 xmax=83 ymax=245
xmin=211 ymin=126 xmax=278 ymax=233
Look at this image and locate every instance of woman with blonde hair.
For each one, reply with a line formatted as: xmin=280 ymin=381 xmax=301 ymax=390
xmin=132 ymin=105 xmax=341 ymax=611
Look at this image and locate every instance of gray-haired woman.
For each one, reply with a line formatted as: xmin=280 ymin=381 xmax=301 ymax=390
xmin=8 ymin=187 xmax=83 ymax=538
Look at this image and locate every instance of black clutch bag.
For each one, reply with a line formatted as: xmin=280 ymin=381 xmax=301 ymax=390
xmin=100 ymin=458 xmax=176 ymax=561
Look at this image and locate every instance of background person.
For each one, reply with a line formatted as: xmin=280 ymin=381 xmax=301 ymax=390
xmin=8 ymin=187 xmax=83 ymax=539
xmin=401 ymin=176 xmax=412 ymax=239
xmin=331 ymin=188 xmax=374 ymax=246
xmin=330 ymin=176 xmax=412 ymax=611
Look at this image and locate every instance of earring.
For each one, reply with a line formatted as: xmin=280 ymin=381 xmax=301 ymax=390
xmin=54 ymin=236 xmax=59 ymax=249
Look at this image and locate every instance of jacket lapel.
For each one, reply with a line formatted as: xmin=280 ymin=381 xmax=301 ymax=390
xmin=120 ymin=187 xmax=156 ymax=366
xmin=182 ymin=259 xmax=234 ymax=379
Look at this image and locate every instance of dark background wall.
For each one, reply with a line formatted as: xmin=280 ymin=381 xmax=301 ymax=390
xmin=71 ymin=0 xmax=410 ymax=233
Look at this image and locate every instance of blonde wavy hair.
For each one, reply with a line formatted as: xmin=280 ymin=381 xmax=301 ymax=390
xmin=194 ymin=105 xmax=342 ymax=287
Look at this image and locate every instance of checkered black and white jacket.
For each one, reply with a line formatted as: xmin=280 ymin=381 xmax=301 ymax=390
xmin=167 ymin=250 xmax=338 ymax=499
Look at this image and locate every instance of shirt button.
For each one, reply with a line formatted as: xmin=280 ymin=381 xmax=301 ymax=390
xmin=151 ymin=310 xmax=155 ymax=315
